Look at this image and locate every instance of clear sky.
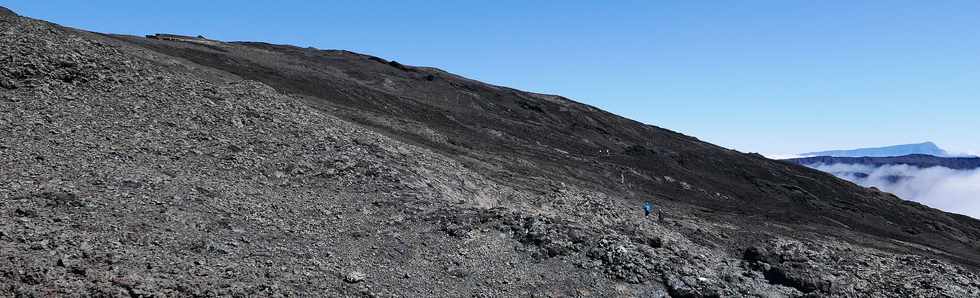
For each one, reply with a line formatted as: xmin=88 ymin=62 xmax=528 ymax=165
xmin=5 ymin=1 xmax=978 ymax=156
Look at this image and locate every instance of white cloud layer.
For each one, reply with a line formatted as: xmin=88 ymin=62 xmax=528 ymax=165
xmin=807 ymin=163 xmax=980 ymax=219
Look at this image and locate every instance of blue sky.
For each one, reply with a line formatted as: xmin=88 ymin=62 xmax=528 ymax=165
xmin=5 ymin=1 xmax=978 ymax=156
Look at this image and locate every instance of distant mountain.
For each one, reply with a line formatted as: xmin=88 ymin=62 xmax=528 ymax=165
xmin=788 ymin=154 xmax=980 ymax=170
xmin=801 ymin=142 xmax=951 ymax=157
xmin=786 ymin=154 xmax=980 ymax=186
xmin=7 ymin=6 xmax=980 ymax=296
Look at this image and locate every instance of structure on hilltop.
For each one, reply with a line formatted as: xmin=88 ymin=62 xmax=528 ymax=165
xmin=146 ymin=33 xmax=220 ymax=45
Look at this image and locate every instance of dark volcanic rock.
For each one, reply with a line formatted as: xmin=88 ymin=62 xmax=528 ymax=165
xmin=103 ymin=23 xmax=980 ymax=276
xmin=3 ymin=5 xmax=980 ymax=297
xmin=0 ymin=6 xmax=16 ymax=17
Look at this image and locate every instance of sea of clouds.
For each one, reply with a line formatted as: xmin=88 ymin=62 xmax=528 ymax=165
xmin=807 ymin=163 xmax=980 ymax=218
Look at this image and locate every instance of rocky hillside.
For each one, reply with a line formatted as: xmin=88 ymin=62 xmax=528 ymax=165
xmin=4 ymin=7 xmax=980 ymax=297
xmin=107 ymin=16 xmax=980 ymax=269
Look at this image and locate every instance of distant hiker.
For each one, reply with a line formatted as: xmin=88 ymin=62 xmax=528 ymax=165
xmin=644 ymin=200 xmax=665 ymax=223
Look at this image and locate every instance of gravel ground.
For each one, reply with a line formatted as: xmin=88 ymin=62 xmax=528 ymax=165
xmin=3 ymin=7 xmax=980 ymax=297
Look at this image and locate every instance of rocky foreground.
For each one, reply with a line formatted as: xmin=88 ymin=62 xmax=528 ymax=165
xmin=3 ymin=7 xmax=980 ymax=297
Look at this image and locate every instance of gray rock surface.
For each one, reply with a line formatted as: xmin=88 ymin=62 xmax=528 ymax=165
xmin=2 ymin=7 xmax=980 ymax=297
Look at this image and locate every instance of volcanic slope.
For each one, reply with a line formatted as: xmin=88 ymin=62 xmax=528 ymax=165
xmin=3 ymin=7 xmax=980 ymax=297
xmin=110 ymin=16 xmax=980 ymax=268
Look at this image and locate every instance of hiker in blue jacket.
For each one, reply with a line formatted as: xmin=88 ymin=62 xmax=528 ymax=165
xmin=644 ymin=200 xmax=664 ymax=223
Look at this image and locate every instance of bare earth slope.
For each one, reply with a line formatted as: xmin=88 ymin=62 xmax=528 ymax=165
xmin=3 ymin=7 xmax=980 ymax=297
xmin=109 ymin=21 xmax=980 ymax=268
